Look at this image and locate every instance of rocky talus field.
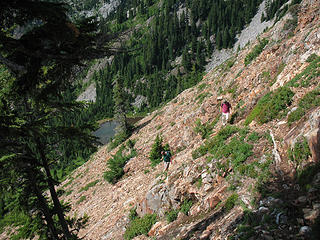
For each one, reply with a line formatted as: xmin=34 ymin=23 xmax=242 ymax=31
xmin=60 ymin=0 xmax=320 ymax=239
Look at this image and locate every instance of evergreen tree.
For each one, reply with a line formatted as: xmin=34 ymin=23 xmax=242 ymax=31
xmin=0 ymin=0 xmax=117 ymax=238
xmin=113 ymin=73 xmax=128 ymax=135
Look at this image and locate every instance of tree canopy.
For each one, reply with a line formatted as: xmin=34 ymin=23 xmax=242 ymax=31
xmin=0 ymin=0 xmax=116 ymax=239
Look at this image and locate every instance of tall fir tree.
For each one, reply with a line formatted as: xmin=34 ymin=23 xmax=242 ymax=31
xmin=0 ymin=0 xmax=117 ymax=238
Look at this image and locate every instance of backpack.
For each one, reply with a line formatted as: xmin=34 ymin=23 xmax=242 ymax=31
xmin=163 ymin=150 xmax=171 ymax=162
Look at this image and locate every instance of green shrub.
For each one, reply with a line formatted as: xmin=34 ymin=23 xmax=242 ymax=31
xmin=165 ymin=209 xmax=179 ymax=222
xmin=244 ymin=38 xmax=269 ymax=66
xmin=149 ymin=134 xmax=165 ymax=166
xmin=180 ymin=199 xmax=193 ymax=215
xmin=79 ymin=180 xmax=99 ymax=192
xmin=288 ymin=89 xmax=320 ymax=126
xmin=124 ymin=214 xmax=157 ymax=240
xmin=288 ymin=138 xmax=311 ymax=166
xmin=288 ymin=54 xmax=320 ymax=87
xmin=245 ymin=87 xmax=294 ymax=125
xmin=193 ymin=117 xmax=219 ymax=139
xmin=192 ymin=125 xmax=239 ymax=159
xmin=224 ymin=193 xmax=239 ymax=212
xmin=104 ymin=146 xmax=137 ymax=184
xmin=296 ymin=162 xmax=320 ymax=189
xmin=77 ymin=196 xmax=86 ymax=204
xmin=247 ymin=132 xmax=261 ymax=142
xmin=129 ymin=207 xmax=138 ymax=221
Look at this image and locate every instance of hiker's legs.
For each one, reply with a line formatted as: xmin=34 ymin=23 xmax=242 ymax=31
xmin=164 ymin=162 xmax=170 ymax=171
xmin=222 ymin=112 xmax=229 ymax=125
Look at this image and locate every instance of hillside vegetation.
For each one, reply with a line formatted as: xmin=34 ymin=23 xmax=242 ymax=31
xmin=53 ymin=0 xmax=320 ymax=239
xmin=1 ymin=0 xmax=319 ymax=239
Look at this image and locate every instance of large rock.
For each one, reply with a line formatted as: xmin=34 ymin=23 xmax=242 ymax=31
xmin=136 ymin=183 xmax=171 ymax=217
xmin=284 ymin=108 xmax=320 ymax=162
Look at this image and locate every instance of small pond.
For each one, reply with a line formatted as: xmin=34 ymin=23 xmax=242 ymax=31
xmin=93 ymin=120 xmax=118 ymax=145
xmin=92 ymin=117 xmax=144 ymax=145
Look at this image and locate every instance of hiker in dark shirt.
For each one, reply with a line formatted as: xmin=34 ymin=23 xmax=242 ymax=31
xmin=220 ymin=100 xmax=232 ymax=126
xmin=161 ymin=150 xmax=172 ymax=172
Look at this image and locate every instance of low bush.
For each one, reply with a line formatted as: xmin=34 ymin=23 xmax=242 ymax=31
xmin=296 ymin=162 xmax=320 ymax=190
xmin=129 ymin=207 xmax=138 ymax=221
xmin=124 ymin=214 xmax=157 ymax=240
xmin=224 ymin=193 xmax=239 ymax=212
xmin=79 ymin=180 xmax=99 ymax=192
xmin=288 ymin=137 xmax=311 ymax=166
xmin=104 ymin=146 xmax=137 ymax=184
xmin=193 ymin=116 xmax=219 ymax=139
xmin=288 ymin=54 xmax=320 ymax=87
xmin=288 ymin=89 xmax=320 ymax=126
xmin=244 ymin=38 xmax=269 ymax=66
xmin=165 ymin=209 xmax=179 ymax=223
xmin=192 ymin=125 xmax=239 ymax=159
xmin=149 ymin=134 xmax=165 ymax=166
xmin=245 ymin=87 xmax=294 ymax=125
xmin=180 ymin=199 xmax=193 ymax=215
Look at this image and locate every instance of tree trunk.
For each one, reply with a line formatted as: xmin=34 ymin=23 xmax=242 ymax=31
xmin=35 ymin=137 xmax=73 ymax=239
xmin=28 ymin=169 xmax=59 ymax=239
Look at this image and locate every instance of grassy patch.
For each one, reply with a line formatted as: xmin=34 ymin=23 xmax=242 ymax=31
xmin=193 ymin=116 xmax=219 ymax=139
xmin=192 ymin=125 xmax=239 ymax=159
xmin=244 ymin=38 xmax=269 ymax=66
xmin=288 ymin=137 xmax=311 ymax=166
xmin=224 ymin=193 xmax=239 ymax=212
xmin=247 ymin=132 xmax=261 ymax=142
xmin=124 ymin=214 xmax=157 ymax=240
xmin=165 ymin=209 xmax=179 ymax=223
xmin=195 ymin=92 xmax=212 ymax=104
xmin=197 ymin=83 xmax=208 ymax=91
xmin=180 ymin=199 xmax=193 ymax=215
xmin=79 ymin=180 xmax=99 ymax=192
xmin=288 ymin=89 xmax=320 ymax=126
xmin=288 ymin=54 xmax=320 ymax=87
xmin=77 ymin=196 xmax=86 ymax=204
xmin=245 ymin=87 xmax=294 ymax=125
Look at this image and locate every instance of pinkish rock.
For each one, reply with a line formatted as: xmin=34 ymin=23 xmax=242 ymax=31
xmin=148 ymin=221 xmax=164 ymax=237
xmin=200 ymin=230 xmax=211 ymax=240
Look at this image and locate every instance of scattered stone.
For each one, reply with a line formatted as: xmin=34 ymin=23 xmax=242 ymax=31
xmin=259 ymin=206 xmax=269 ymax=214
xmin=297 ymin=218 xmax=305 ymax=225
xmin=176 ymin=211 xmax=188 ymax=223
xmin=313 ymin=202 xmax=320 ymax=210
xmin=262 ymin=234 xmax=274 ymax=240
xmin=148 ymin=221 xmax=164 ymax=237
xmin=313 ymin=172 xmax=320 ymax=184
xmin=303 ymin=208 xmax=320 ymax=221
xmin=298 ymin=196 xmax=308 ymax=204
xmin=276 ymin=212 xmax=288 ymax=225
xmin=204 ymin=183 xmax=213 ymax=192
xmin=260 ymin=196 xmax=283 ymax=207
xmin=299 ymin=226 xmax=312 ymax=235
xmin=200 ymin=230 xmax=211 ymax=240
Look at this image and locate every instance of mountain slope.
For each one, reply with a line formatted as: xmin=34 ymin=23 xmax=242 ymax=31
xmin=60 ymin=0 xmax=320 ymax=239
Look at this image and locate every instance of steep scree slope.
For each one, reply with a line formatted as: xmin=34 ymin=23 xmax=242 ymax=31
xmin=60 ymin=1 xmax=320 ymax=239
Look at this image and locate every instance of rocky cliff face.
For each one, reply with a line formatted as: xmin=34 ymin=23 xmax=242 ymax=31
xmin=60 ymin=1 xmax=320 ymax=239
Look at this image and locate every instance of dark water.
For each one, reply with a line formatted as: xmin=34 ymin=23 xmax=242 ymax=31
xmin=93 ymin=117 xmax=144 ymax=145
xmin=93 ymin=120 xmax=118 ymax=144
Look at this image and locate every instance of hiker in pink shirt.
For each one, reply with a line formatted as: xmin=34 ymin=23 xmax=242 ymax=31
xmin=220 ymin=100 xmax=232 ymax=126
